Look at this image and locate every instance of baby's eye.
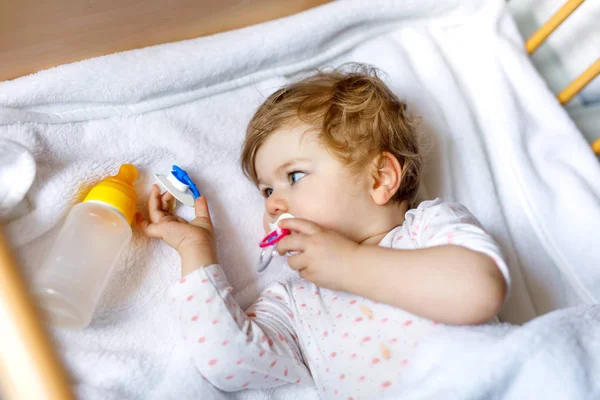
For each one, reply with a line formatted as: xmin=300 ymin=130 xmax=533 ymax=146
xmin=288 ymin=171 xmax=306 ymax=185
xmin=262 ymin=188 xmax=273 ymax=198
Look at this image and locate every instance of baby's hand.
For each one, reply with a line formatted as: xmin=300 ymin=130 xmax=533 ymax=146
xmin=275 ymin=218 xmax=359 ymax=291
xmin=136 ymin=184 xmax=218 ymax=276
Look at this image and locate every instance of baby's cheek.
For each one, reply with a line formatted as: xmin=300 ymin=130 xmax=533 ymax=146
xmin=262 ymin=213 xmax=271 ymax=234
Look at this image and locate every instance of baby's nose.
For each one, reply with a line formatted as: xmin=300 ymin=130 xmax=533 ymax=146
xmin=266 ymin=194 xmax=288 ymax=218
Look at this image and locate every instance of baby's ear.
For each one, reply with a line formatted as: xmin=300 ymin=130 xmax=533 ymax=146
xmin=369 ymin=152 xmax=402 ymax=206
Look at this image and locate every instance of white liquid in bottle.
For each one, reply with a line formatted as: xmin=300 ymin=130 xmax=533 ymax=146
xmin=35 ymin=202 xmax=132 ymax=329
xmin=34 ymin=164 xmax=138 ymax=329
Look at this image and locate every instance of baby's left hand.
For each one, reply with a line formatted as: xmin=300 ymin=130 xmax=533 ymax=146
xmin=275 ymin=218 xmax=359 ymax=291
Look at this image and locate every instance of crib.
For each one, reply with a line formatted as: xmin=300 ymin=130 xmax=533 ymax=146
xmin=1 ymin=0 xmax=599 ymax=399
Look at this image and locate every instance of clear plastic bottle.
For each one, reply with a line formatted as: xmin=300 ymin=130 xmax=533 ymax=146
xmin=34 ymin=164 xmax=138 ymax=329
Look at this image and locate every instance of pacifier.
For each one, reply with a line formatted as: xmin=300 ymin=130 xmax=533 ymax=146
xmin=257 ymin=213 xmax=294 ymax=273
xmin=154 ymin=165 xmax=200 ymax=207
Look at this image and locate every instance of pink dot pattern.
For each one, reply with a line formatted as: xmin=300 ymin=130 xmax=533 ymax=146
xmin=170 ymin=199 xmax=509 ymax=398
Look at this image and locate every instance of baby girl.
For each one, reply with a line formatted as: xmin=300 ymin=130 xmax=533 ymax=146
xmin=137 ymin=66 xmax=509 ymax=399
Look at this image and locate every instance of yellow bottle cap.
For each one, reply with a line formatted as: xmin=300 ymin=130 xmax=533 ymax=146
xmin=83 ymin=164 xmax=138 ymax=224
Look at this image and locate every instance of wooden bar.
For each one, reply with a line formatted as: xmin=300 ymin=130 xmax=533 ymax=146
xmin=557 ymin=59 xmax=600 ymax=104
xmin=0 ymin=227 xmax=74 ymax=400
xmin=592 ymin=138 xmax=600 ymax=156
xmin=525 ymin=0 xmax=586 ymax=54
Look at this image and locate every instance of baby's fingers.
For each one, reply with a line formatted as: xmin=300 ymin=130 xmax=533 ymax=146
xmin=190 ymin=196 xmax=214 ymax=232
xmin=276 ymin=234 xmax=306 ymax=255
xmin=286 ymin=251 xmax=309 ymax=272
xmin=136 ymin=212 xmax=160 ymax=238
xmin=135 ymin=212 xmax=163 ymax=239
xmin=149 ymin=184 xmax=167 ymax=222
xmin=161 ymin=191 xmax=175 ymax=212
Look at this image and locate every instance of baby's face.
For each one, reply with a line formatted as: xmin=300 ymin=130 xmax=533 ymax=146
xmin=254 ymin=123 xmax=374 ymax=242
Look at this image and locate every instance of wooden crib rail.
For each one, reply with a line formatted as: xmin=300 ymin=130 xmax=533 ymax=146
xmin=557 ymin=59 xmax=600 ymax=105
xmin=593 ymin=138 xmax=600 ymax=156
xmin=524 ymin=0 xmax=598 ymax=107
xmin=525 ymin=0 xmax=586 ymax=54
xmin=0 ymin=227 xmax=74 ymax=400
xmin=559 ymin=58 xmax=600 ymax=157
xmin=525 ymin=0 xmax=600 ymax=155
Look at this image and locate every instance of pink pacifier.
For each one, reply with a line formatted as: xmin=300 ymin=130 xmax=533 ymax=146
xmin=257 ymin=213 xmax=294 ymax=272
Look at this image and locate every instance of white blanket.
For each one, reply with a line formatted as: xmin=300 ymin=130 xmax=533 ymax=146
xmin=1 ymin=0 xmax=600 ymax=398
xmin=388 ymin=305 xmax=600 ymax=400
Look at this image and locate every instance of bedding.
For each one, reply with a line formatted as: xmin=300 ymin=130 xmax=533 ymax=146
xmin=1 ymin=0 xmax=600 ymax=398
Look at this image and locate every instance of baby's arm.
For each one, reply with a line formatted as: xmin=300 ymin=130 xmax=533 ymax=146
xmin=171 ymin=265 xmax=313 ymax=391
xmin=343 ymin=202 xmax=508 ymax=325
xmin=137 ymin=186 xmax=312 ymax=390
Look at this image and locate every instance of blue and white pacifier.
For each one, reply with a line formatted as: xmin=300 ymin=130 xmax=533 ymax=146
xmin=154 ymin=165 xmax=200 ymax=207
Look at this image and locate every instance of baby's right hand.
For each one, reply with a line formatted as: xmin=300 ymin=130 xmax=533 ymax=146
xmin=136 ymin=185 xmax=218 ymax=275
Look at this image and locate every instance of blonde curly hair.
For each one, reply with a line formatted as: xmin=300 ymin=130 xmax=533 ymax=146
xmin=241 ymin=64 xmax=422 ymax=204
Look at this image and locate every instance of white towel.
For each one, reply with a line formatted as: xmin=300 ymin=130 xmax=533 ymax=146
xmin=1 ymin=0 xmax=600 ymax=398
xmin=0 ymin=139 xmax=36 ymax=220
xmin=387 ymin=304 xmax=600 ymax=399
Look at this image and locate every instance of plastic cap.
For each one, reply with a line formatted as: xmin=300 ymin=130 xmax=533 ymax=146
xmin=83 ymin=164 xmax=138 ymax=224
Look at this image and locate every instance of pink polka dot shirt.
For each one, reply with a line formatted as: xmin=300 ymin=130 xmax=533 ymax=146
xmin=170 ymin=199 xmax=510 ymax=399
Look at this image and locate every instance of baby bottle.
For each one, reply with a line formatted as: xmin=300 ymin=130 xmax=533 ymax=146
xmin=34 ymin=164 xmax=138 ymax=329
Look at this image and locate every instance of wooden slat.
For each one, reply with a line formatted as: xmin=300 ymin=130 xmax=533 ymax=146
xmin=525 ymin=0 xmax=586 ymax=54
xmin=0 ymin=227 xmax=74 ymax=399
xmin=592 ymin=138 xmax=600 ymax=156
xmin=557 ymin=59 xmax=600 ymax=105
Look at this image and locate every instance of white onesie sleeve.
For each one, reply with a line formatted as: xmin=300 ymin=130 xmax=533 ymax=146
xmin=170 ymin=264 xmax=313 ymax=391
xmin=409 ymin=199 xmax=510 ymax=288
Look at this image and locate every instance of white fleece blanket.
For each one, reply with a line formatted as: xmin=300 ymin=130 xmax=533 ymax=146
xmin=384 ymin=304 xmax=600 ymax=400
xmin=1 ymin=0 xmax=600 ymax=399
